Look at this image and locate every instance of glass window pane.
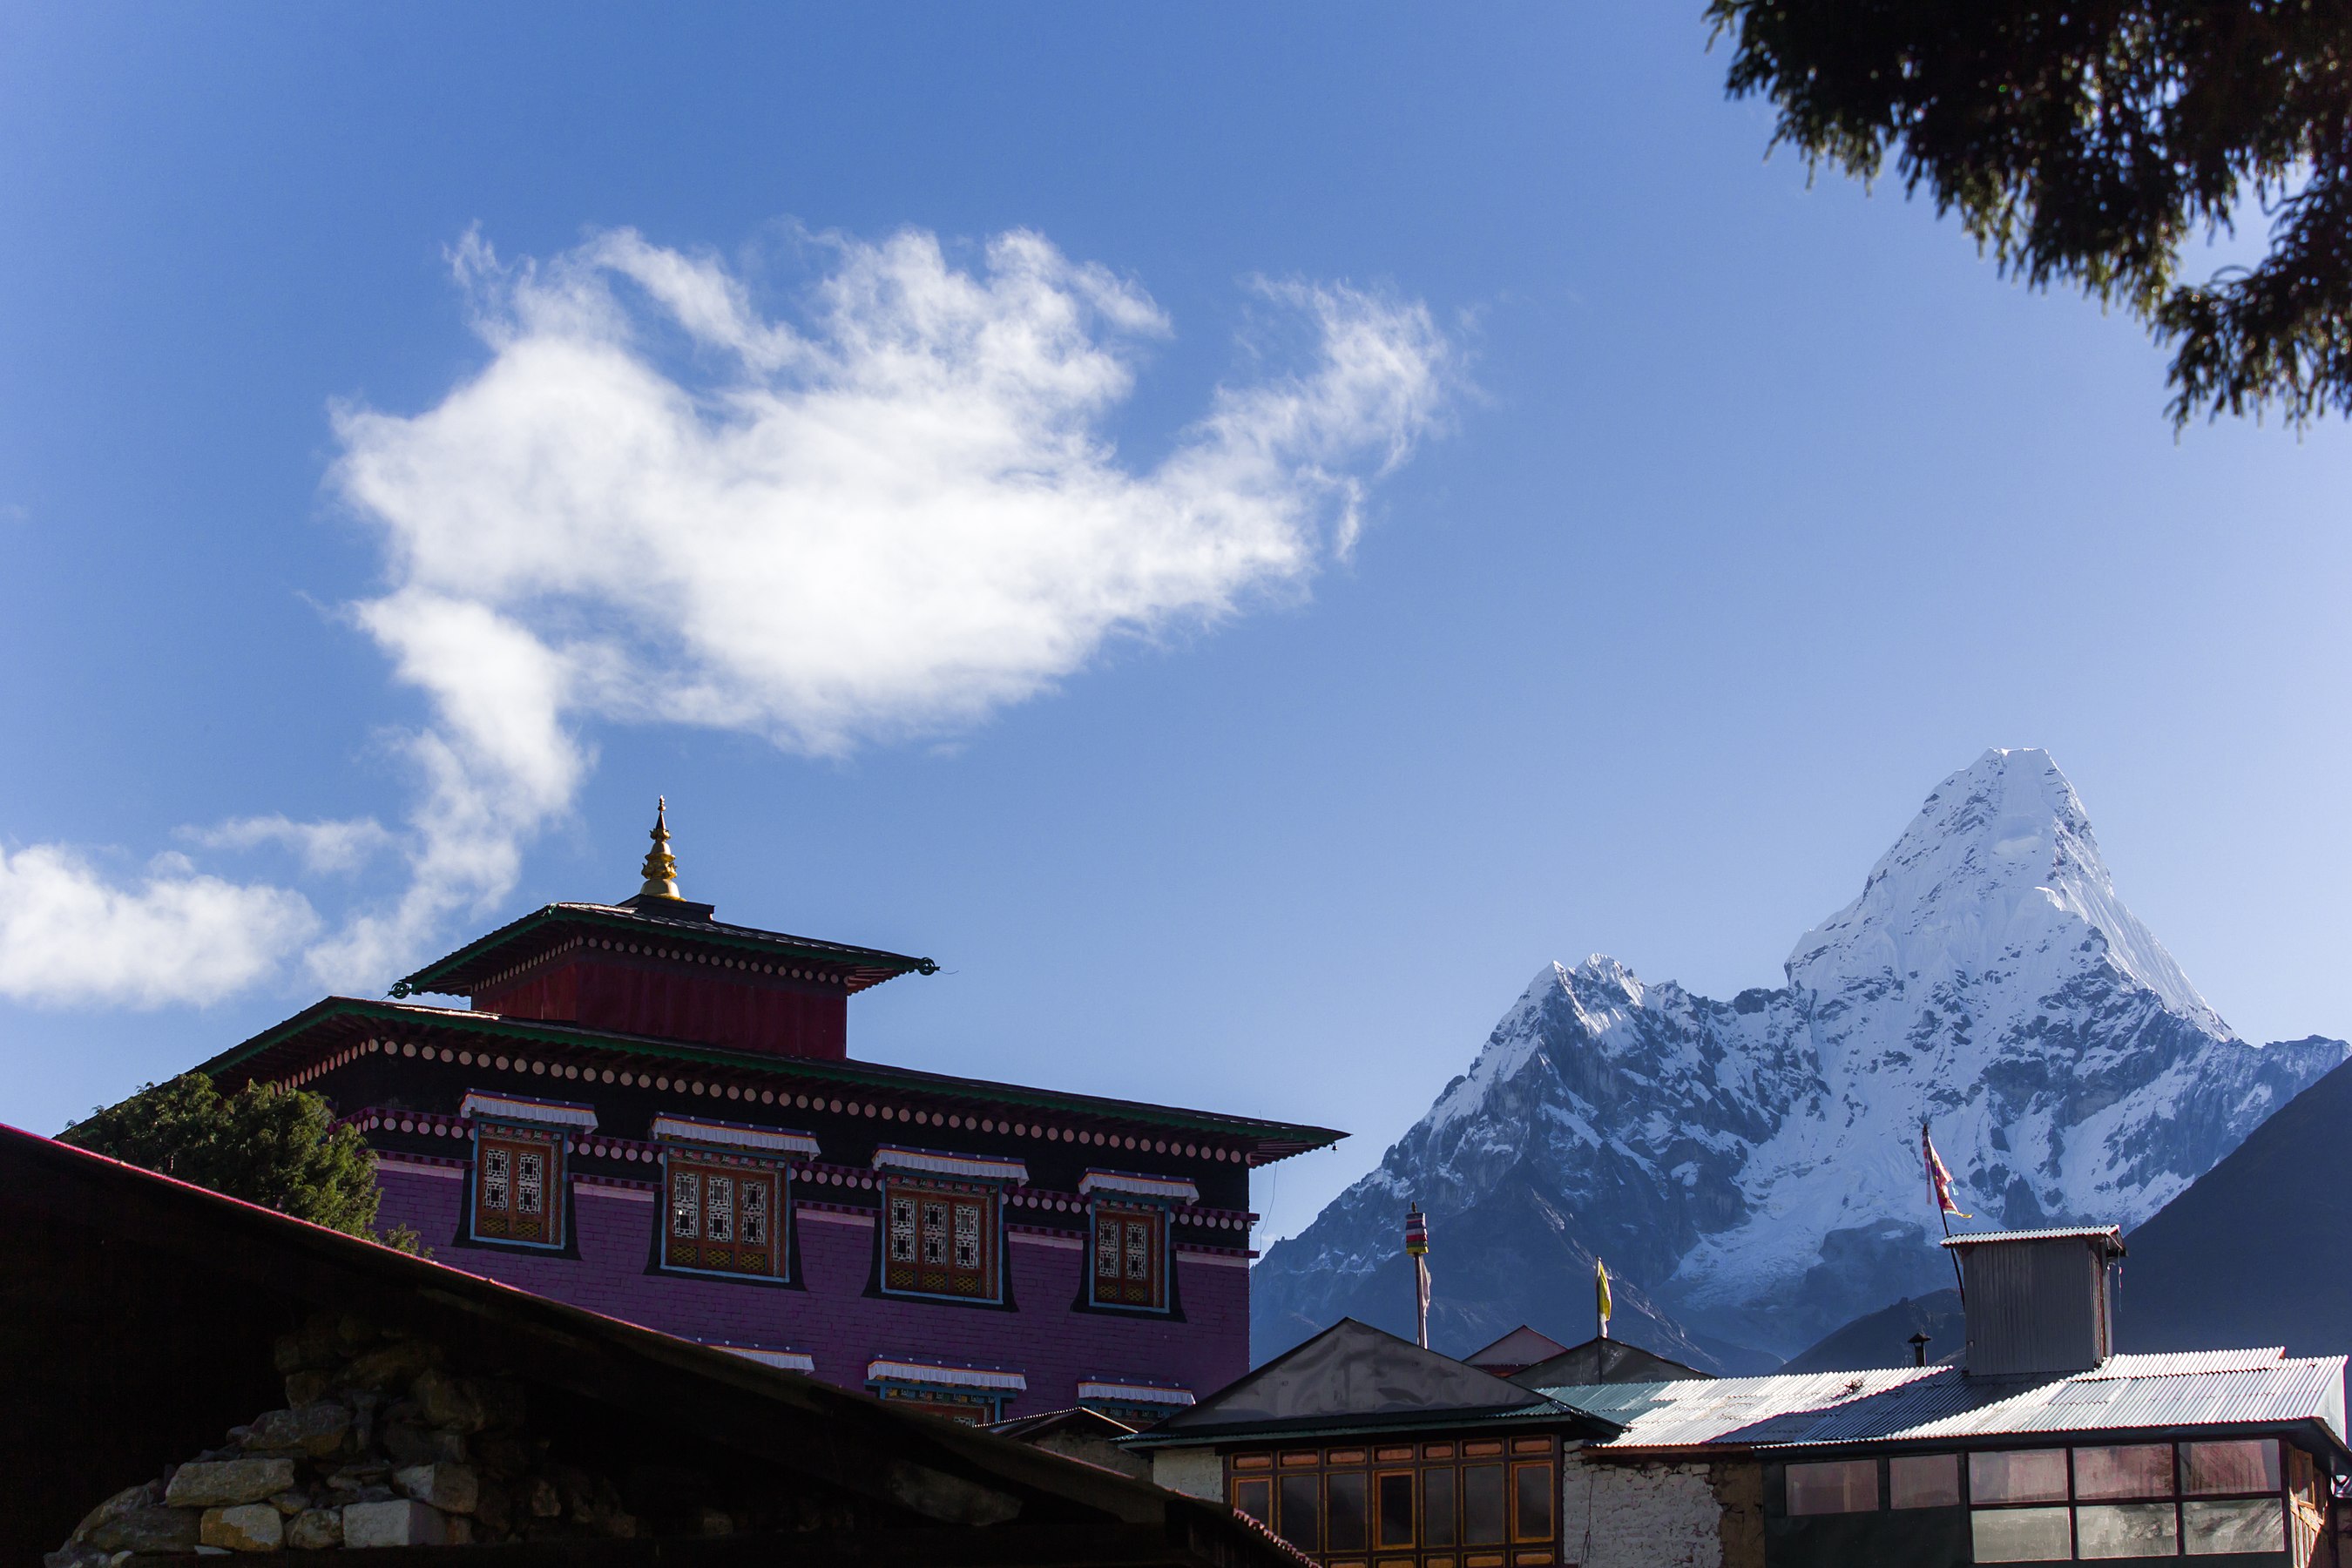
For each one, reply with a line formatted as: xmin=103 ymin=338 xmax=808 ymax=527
xmin=1232 ymin=1478 xmax=1270 ymax=1527
xmin=1463 ymin=1464 xmax=1506 ymax=1544
xmin=2075 ymin=1445 xmax=2175 ymax=1500
xmin=1278 ymin=1474 xmax=1321 ymax=1551
xmin=2184 ymin=1497 xmax=2284 ymax=1555
xmin=1787 ymin=1459 xmax=1880 ymax=1516
xmin=1970 ymin=1450 xmax=2070 ymax=1505
xmin=1328 ymin=1470 xmax=1368 ymax=1551
xmin=2078 ymin=1503 xmax=2180 ymax=1558
xmin=2182 ymin=1440 xmax=2280 ymax=1497
xmin=1514 ymin=1463 xmax=1554 ymax=1540
xmin=1376 ymin=1472 xmax=1415 ymax=1546
xmin=1971 ymin=1506 xmax=2072 ymax=1563
xmin=1423 ymin=1467 xmax=1457 ymax=1547
xmin=1890 ymin=1454 xmax=1961 ymax=1509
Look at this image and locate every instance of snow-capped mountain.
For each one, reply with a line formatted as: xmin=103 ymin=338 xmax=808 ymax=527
xmin=1252 ymin=749 xmax=2348 ymax=1364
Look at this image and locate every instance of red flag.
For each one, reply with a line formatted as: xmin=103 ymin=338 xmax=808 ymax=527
xmin=1922 ymin=1123 xmax=1971 ymax=1218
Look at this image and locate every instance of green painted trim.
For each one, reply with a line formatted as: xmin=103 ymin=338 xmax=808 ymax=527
xmin=197 ymin=997 xmax=1347 ymax=1151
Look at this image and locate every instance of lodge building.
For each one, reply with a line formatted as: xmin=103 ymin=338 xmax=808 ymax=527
xmin=1130 ymin=1230 xmax=2349 ymax=1568
xmin=193 ymin=807 xmax=1342 ymax=1426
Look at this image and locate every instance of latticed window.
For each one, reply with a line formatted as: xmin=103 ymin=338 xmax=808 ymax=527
xmin=1092 ymin=1205 xmax=1166 ymax=1309
xmin=660 ymin=1154 xmax=784 ymax=1280
xmin=472 ymin=1127 xmax=563 ymax=1247
xmin=881 ymin=1181 xmax=997 ymax=1300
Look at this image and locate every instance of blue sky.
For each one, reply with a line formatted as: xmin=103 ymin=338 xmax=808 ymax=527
xmin=3 ymin=5 xmax=2349 ymax=1244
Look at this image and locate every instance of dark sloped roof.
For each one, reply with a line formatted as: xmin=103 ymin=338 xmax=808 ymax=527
xmin=1507 ymin=1335 xmax=1711 ymax=1389
xmin=396 ymin=901 xmax=938 ymax=997
xmin=0 ymin=1123 xmax=1308 ymax=1567
xmin=1463 ymin=1325 xmax=1571 ymax=1372
xmin=1130 ymin=1319 xmax=1615 ymax=1446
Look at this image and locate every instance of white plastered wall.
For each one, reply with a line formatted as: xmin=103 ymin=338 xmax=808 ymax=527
xmin=1560 ymin=1456 xmax=1727 ymax=1568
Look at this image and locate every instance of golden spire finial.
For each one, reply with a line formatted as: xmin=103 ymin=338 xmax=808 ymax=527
xmin=637 ymin=796 xmax=680 ymax=901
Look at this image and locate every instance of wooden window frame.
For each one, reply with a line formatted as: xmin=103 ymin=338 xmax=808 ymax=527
xmin=658 ymin=1146 xmax=789 ymax=1282
xmin=1087 ymin=1199 xmax=1169 ymax=1312
xmin=470 ymin=1120 xmax=567 ymax=1250
xmin=1222 ymin=1433 xmax=1563 ymax=1565
xmin=880 ymin=1177 xmax=1003 ymax=1303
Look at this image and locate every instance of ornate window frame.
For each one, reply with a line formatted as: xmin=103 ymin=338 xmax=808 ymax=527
xmin=649 ymin=1115 xmax=818 ymax=1286
xmin=870 ymin=1146 xmax=1025 ymax=1307
xmin=1078 ymin=1378 xmax=1195 ymax=1429
xmin=459 ymin=1091 xmax=594 ymax=1254
xmin=1078 ymin=1169 xmax=1197 ymax=1315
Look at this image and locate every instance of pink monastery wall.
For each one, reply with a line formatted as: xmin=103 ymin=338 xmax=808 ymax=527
xmin=375 ymin=1161 xmax=1248 ymax=1418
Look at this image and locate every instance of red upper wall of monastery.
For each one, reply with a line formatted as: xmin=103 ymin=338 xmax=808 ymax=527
xmin=474 ymin=956 xmax=848 ymax=1060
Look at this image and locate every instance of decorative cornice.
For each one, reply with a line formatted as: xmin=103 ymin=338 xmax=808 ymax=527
xmin=871 ymin=1145 xmax=1028 ymax=1185
xmin=1078 ymin=1169 xmax=1201 ymax=1205
xmin=459 ymin=1091 xmax=598 ymax=1131
xmin=650 ymin=1115 xmax=821 ymax=1158
xmin=867 ymin=1360 xmax=1027 ymax=1393
xmin=1078 ymin=1381 xmax=1195 ymax=1407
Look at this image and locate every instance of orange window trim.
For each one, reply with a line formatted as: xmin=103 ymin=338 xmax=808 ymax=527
xmin=662 ymin=1150 xmax=786 ymax=1280
xmin=473 ymin=1125 xmax=564 ymax=1247
xmin=882 ymin=1179 xmax=998 ymax=1300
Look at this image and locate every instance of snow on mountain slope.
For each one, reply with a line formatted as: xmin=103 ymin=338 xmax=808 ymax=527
xmin=1252 ymin=749 xmax=2347 ymax=1363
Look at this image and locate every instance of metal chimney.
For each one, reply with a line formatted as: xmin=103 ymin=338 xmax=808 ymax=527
xmin=1942 ymin=1227 xmax=2124 ymax=1377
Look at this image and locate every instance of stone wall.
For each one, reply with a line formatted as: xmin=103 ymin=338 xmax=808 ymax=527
xmin=1560 ymin=1455 xmax=1747 ymax=1568
xmin=374 ymin=1161 xmax=1251 ymax=1419
xmin=48 ymin=1309 xmax=874 ymax=1565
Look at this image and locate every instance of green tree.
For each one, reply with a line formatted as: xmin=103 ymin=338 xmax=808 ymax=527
xmin=1707 ymin=1 xmax=2352 ymax=425
xmin=61 ymin=1073 xmax=425 ymax=1254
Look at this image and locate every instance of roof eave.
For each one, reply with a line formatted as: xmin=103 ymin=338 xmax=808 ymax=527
xmin=197 ymin=997 xmax=1348 ymax=1155
xmin=394 ymin=903 xmax=938 ymax=997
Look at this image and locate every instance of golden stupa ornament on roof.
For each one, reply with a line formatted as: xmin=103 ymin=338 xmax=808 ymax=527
xmin=638 ymin=797 xmax=681 ymax=901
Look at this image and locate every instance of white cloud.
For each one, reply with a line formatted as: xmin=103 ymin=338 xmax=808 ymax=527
xmin=310 ymin=224 xmax=1453 ymax=987
xmin=190 ymin=814 xmax=396 ymax=875
xmin=3 ymin=222 xmax=1452 ymax=1007
xmin=0 ymin=844 xmax=318 ymax=1008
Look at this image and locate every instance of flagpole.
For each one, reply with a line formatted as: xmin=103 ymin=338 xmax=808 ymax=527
xmin=1405 ymin=1205 xmax=1431 ymax=1350
xmin=1926 ymin=1119 xmax=1966 ymax=1307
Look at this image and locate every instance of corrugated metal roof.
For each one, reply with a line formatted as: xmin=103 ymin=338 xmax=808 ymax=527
xmin=1535 ymin=1349 xmax=2349 ymax=1456
xmin=2084 ymin=1349 xmax=2289 ymax=1378
xmin=1940 ymin=1226 xmax=2124 ymax=1249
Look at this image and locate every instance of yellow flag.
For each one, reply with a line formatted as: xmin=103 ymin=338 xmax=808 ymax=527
xmin=1595 ymin=1257 xmax=1612 ymax=1337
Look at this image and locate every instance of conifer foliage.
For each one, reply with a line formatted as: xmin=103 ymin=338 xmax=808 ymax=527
xmin=1707 ymin=1 xmax=2352 ymax=425
xmin=61 ymin=1073 xmax=425 ymax=1254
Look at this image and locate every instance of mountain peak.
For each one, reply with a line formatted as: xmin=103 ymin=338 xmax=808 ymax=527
xmin=1250 ymin=748 xmax=2343 ymax=1365
xmin=1786 ymin=747 xmax=2230 ymax=1037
